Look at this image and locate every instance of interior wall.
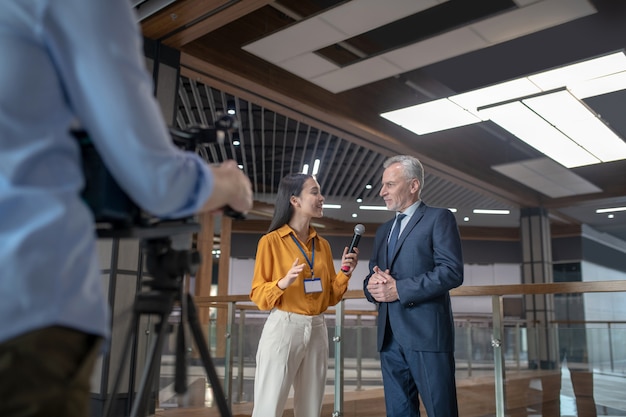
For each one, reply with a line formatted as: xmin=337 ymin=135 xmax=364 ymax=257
xmin=452 ymin=264 xmax=522 ymax=316
xmin=580 ymin=261 xmax=626 ymax=369
xmin=231 ymin=233 xmax=521 ymax=263
xmin=582 ymin=261 xmax=626 ymax=321
xmin=227 ymin=253 xmax=522 ymax=315
xmin=223 ymin=228 xmax=625 ymax=319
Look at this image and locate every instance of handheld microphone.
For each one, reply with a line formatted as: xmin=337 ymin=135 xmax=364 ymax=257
xmin=341 ymin=224 xmax=365 ymax=272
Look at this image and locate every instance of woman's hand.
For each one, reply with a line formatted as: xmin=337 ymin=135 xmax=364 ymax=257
xmin=340 ymin=247 xmax=359 ymax=275
xmin=277 ymin=258 xmax=306 ymax=290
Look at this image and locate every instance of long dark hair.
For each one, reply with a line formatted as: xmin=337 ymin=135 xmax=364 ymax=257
xmin=267 ymin=173 xmax=312 ymax=233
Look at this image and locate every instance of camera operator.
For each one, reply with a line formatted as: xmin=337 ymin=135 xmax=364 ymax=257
xmin=0 ymin=2 xmax=252 ymax=417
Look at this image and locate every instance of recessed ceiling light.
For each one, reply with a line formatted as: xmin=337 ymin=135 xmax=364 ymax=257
xmin=351 ymin=213 xmax=358 ymax=218
xmin=322 ymin=204 xmax=341 ymax=209
xmin=312 ymin=159 xmax=321 ymax=176
xmin=359 ymin=205 xmax=388 ymax=211
xmin=596 ymin=206 xmax=626 ymax=213
xmin=472 ymin=209 xmax=511 ymax=215
xmin=302 ymin=159 xmax=321 ymax=175
xmin=226 ymin=99 xmax=236 ymax=115
xmin=463 ymin=217 xmax=470 ymax=222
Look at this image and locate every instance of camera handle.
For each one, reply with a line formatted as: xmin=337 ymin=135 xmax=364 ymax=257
xmin=103 ymin=237 xmax=232 ymax=417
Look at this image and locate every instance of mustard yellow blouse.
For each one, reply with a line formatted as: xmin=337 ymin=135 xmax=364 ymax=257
xmin=249 ymin=224 xmax=350 ymax=315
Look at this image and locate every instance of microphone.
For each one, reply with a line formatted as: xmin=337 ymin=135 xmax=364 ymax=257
xmin=341 ymin=224 xmax=365 ymax=272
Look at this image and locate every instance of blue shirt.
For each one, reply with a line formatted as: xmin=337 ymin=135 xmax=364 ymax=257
xmin=0 ymin=0 xmax=215 ymax=343
xmin=388 ymin=200 xmax=421 ymax=241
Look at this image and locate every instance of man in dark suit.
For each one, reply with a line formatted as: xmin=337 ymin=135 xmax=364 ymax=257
xmin=364 ymin=155 xmax=464 ymax=417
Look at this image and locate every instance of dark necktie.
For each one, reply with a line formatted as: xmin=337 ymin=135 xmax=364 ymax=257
xmin=387 ymin=213 xmax=406 ymax=260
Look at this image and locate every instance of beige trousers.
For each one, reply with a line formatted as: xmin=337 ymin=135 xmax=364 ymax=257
xmin=252 ymin=309 xmax=328 ymax=417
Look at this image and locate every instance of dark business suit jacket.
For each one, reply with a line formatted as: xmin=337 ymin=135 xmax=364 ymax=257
xmin=364 ymin=202 xmax=464 ymax=352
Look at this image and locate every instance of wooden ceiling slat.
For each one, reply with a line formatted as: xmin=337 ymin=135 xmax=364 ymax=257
xmin=141 ymin=0 xmax=273 ymax=48
xmin=259 ymin=106 xmax=267 ymax=194
xmin=141 ymin=0 xmax=230 ymax=40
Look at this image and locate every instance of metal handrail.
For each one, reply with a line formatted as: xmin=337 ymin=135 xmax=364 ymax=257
xmin=192 ymin=280 xmax=626 ymax=417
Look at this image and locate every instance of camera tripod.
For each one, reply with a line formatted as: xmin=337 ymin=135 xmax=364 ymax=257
xmin=102 ymin=232 xmax=232 ymax=417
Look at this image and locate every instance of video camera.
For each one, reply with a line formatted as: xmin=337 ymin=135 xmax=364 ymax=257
xmin=74 ymin=114 xmax=244 ymax=239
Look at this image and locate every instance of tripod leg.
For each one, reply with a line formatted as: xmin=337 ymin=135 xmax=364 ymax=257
xmin=130 ymin=312 xmax=171 ymax=417
xmin=174 ymin=320 xmax=188 ymax=394
xmin=104 ymin=310 xmax=141 ymax=417
xmin=184 ymin=293 xmax=233 ymax=417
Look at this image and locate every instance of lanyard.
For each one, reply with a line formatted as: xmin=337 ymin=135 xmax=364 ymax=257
xmin=290 ymin=234 xmax=315 ymax=277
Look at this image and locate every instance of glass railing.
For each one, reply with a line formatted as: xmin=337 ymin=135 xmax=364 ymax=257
xmin=145 ymin=281 xmax=626 ymax=417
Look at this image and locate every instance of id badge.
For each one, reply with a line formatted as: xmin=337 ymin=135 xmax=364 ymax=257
xmin=304 ymin=277 xmax=323 ymax=293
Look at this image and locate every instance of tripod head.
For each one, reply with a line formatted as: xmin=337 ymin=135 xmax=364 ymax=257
xmin=142 ymin=236 xmax=201 ymax=291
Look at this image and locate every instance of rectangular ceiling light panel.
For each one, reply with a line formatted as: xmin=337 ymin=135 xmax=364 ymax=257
xmin=449 ymin=77 xmax=541 ymax=118
xmin=388 ymin=51 xmax=626 ymax=135
xmin=478 ymin=101 xmax=600 ymax=168
xmin=381 ymin=98 xmax=481 ymax=135
xmin=528 ymin=51 xmax=626 ymax=91
xmin=492 ymin=157 xmax=602 ymax=198
xmin=569 ymin=70 xmax=626 ymax=98
xmin=523 ymin=90 xmax=626 ymax=163
xmin=385 ymin=50 xmax=626 ymax=167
